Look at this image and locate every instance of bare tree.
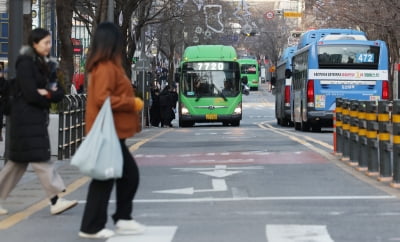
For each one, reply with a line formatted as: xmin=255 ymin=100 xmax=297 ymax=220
xmin=56 ymin=0 xmax=75 ymax=90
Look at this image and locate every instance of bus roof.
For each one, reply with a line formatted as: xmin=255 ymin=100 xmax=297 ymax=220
xmin=183 ymin=45 xmax=237 ymax=62
xmin=317 ymin=39 xmax=387 ymax=46
xmin=277 ymin=46 xmax=297 ymax=69
xmin=297 ymin=28 xmax=366 ymax=49
xmin=237 ymin=58 xmax=258 ymax=64
xmin=279 ymin=46 xmax=297 ymax=62
xmin=320 ymin=34 xmax=367 ymax=41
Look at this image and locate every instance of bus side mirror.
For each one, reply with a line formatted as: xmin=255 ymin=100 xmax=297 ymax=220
xmin=285 ymin=69 xmax=292 ymax=79
xmin=241 ymin=76 xmax=248 ymax=85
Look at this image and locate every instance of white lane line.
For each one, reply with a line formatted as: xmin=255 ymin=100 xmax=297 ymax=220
xmin=107 ymin=226 xmax=177 ymax=242
xmin=266 ymin=224 xmax=334 ymax=242
xmin=77 ymin=195 xmax=395 ymax=204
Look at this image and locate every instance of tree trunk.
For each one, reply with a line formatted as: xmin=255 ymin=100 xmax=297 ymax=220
xmin=23 ymin=14 xmax=32 ymax=45
xmin=56 ymin=0 xmax=74 ymax=91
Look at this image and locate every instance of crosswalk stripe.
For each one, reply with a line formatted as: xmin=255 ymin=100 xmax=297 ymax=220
xmin=266 ymin=224 xmax=334 ymax=242
xmin=103 ymin=224 xmax=335 ymax=241
xmin=107 ymin=226 xmax=177 ymax=242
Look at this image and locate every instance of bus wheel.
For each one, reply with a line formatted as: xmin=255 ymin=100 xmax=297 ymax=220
xmin=179 ymin=120 xmax=193 ymax=127
xmin=311 ymin=125 xmax=321 ymax=132
xmin=231 ymin=120 xmax=240 ymax=126
xmin=282 ymin=118 xmax=291 ymax=126
xmin=294 ymin=122 xmax=301 ymax=130
xmin=223 ymin=122 xmax=229 ymax=126
xmin=301 ymin=120 xmax=310 ymax=131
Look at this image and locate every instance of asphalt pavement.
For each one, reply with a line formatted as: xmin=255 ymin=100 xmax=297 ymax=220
xmin=0 ymin=123 xmax=165 ymax=218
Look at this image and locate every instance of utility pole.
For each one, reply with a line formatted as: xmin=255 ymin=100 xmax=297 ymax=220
xmin=9 ymin=0 xmax=24 ymax=79
xmin=6 ymin=0 xmax=25 ymax=161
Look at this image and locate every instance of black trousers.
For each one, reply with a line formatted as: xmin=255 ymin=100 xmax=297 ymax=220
xmin=80 ymin=139 xmax=140 ymax=234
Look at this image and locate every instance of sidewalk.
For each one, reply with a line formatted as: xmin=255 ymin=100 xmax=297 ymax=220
xmin=0 ymin=125 xmax=166 ymax=216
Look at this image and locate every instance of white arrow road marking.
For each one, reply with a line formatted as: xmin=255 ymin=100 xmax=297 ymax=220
xmin=153 ymin=179 xmax=227 ymax=195
xmin=266 ymin=224 xmax=334 ymax=242
xmin=197 ymin=165 xmax=241 ymax=178
xmin=198 ymin=170 xmax=242 ymax=178
xmin=173 ymin=165 xmax=264 ymax=178
xmin=107 ymin=226 xmax=177 ymax=242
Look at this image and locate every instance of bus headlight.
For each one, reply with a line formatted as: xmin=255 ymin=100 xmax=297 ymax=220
xmin=234 ymin=103 xmax=242 ymax=114
xmin=181 ymin=105 xmax=189 ymax=115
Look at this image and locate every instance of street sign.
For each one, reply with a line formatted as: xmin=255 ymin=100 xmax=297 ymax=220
xmin=132 ymin=59 xmax=151 ymax=71
xmin=284 ymin=12 xmax=303 ymax=18
xmin=264 ymin=11 xmax=274 ymax=19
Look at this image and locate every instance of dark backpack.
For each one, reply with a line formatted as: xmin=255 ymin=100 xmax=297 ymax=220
xmin=0 ymin=77 xmax=17 ymax=115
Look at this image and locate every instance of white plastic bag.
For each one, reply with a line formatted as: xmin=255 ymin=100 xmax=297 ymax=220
xmin=71 ymin=97 xmax=123 ymax=180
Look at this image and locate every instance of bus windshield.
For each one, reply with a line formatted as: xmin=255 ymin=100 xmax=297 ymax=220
xmin=318 ymin=45 xmax=380 ymax=68
xmin=240 ymin=64 xmax=257 ymax=74
xmin=181 ymin=62 xmax=240 ymax=98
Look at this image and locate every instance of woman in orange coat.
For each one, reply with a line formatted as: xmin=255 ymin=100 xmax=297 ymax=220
xmin=78 ymin=22 xmax=145 ymax=239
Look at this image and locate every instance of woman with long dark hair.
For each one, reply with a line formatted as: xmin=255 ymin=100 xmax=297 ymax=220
xmin=0 ymin=28 xmax=77 ymax=215
xmin=78 ymin=22 xmax=145 ymax=239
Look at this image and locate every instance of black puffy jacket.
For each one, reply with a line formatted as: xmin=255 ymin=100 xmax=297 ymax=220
xmin=9 ymin=46 xmax=64 ymax=163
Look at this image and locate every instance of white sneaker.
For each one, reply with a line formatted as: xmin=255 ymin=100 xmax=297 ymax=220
xmin=115 ymin=219 xmax=146 ymax=235
xmin=79 ymin=228 xmax=115 ymax=239
xmin=50 ymin=198 xmax=78 ymax=215
xmin=0 ymin=205 xmax=8 ymax=215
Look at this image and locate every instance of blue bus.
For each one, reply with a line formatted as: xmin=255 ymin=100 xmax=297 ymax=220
xmin=291 ymin=38 xmax=389 ymax=131
xmin=297 ymin=28 xmax=367 ymax=49
xmin=275 ymin=46 xmax=297 ymax=126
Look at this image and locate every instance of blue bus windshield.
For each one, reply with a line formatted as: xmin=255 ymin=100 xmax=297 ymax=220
xmin=318 ymin=45 xmax=380 ymax=68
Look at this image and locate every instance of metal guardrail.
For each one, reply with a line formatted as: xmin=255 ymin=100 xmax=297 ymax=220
xmin=57 ymin=94 xmax=86 ymax=160
xmin=334 ymin=98 xmax=400 ymax=188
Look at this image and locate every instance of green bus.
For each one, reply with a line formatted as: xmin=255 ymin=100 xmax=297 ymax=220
xmin=178 ymin=45 xmax=248 ymax=127
xmin=238 ymin=58 xmax=259 ymax=90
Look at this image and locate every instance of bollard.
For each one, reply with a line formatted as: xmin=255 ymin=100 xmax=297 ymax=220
xmin=333 ymin=108 xmax=336 ymax=153
xmin=377 ymin=100 xmax=392 ymax=182
xmin=341 ymin=100 xmax=351 ymax=161
xmin=357 ymin=101 xmax=368 ymax=171
xmin=335 ymin=98 xmax=343 ymax=156
xmin=365 ymin=101 xmax=379 ymax=176
xmin=348 ymin=100 xmax=359 ymax=166
xmin=391 ymin=100 xmax=400 ymax=188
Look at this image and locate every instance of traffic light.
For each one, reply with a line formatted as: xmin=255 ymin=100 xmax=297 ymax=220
xmin=242 ymin=30 xmax=257 ymax=37
xmin=291 ymin=31 xmax=302 ymax=38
